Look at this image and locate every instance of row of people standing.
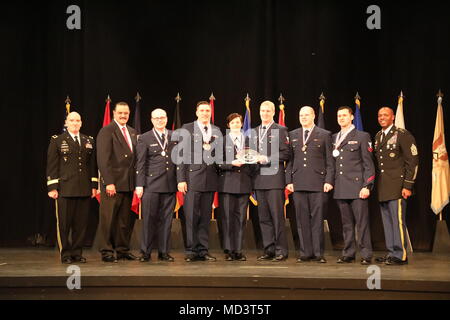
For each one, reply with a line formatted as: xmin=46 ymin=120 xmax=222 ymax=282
xmin=46 ymin=100 xmax=418 ymax=266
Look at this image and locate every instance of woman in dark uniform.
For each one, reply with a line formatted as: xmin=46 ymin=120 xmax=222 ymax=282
xmin=218 ymin=113 xmax=253 ymax=261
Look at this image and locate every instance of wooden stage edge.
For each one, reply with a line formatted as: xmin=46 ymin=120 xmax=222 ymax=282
xmin=0 ymin=249 xmax=449 ymax=300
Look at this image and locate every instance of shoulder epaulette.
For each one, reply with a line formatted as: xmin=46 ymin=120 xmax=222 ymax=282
xmin=52 ymin=135 xmax=58 ymax=139
xmin=89 ymin=136 xmax=94 ymax=139
xmin=397 ymin=128 xmax=406 ymax=133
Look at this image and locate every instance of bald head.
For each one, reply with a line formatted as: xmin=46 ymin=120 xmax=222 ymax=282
xmin=65 ymin=112 xmax=82 ymax=135
xmin=299 ymin=106 xmax=315 ymax=128
xmin=378 ymin=107 xmax=395 ymax=129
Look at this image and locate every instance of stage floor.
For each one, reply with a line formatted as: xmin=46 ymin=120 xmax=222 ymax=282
xmin=0 ymin=248 xmax=449 ymax=300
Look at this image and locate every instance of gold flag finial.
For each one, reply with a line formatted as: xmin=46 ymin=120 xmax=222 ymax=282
xmin=399 ymin=91 xmax=405 ymax=98
xmin=175 ymin=92 xmax=182 ymax=103
xmin=245 ymin=93 xmax=251 ymax=103
xmin=278 ymin=93 xmax=285 ymax=104
xmin=355 ymin=92 xmax=361 ymax=100
xmin=135 ymin=92 xmax=142 ymax=102
xmin=65 ymin=95 xmax=71 ymax=105
xmin=437 ymin=89 xmax=444 ymax=98
xmin=209 ymin=92 xmax=216 ymax=101
xmin=106 ymin=94 xmax=111 ymax=102
xmin=319 ymin=92 xmax=326 ymax=101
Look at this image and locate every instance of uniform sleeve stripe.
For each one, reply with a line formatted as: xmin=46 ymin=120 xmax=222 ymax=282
xmin=47 ymin=179 xmax=59 ymax=185
xmin=367 ymin=176 xmax=375 ymax=182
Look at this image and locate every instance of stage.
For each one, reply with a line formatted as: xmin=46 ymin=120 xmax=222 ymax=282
xmin=0 ymin=248 xmax=449 ymax=300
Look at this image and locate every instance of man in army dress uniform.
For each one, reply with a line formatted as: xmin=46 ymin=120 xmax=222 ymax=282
xmin=374 ymin=107 xmax=419 ymax=265
xmin=135 ymin=108 xmax=177 ymax=262
xmin=46 ymin=112 xmax=98 ymax=264
xmin=332 ymin=107 xmax=375 ymax=265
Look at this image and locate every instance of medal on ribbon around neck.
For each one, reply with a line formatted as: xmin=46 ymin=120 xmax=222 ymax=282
xmin=153 ymin=128 xmax=167 ymax=156
xmin=332 ymin=149 xmax=340 ymax=157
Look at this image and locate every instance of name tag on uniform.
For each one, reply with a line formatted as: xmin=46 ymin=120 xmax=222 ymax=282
xmin=85 ymin=143 xmax=93 ymax=149
xmin=348 ymin=141 xmax=358 ymax=144
xmin=150 ymin=144 xmax=158 ymax=147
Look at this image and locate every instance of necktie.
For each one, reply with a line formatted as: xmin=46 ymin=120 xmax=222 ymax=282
xmin=262 ymin=126 xmax=266 ymax=130
xmin=122 ymin=127 xmax=132 ymax=151
xmin=161 ymin=133 xmax=165 ymax=142
xmin=74 ymin=136 xmax=80 ymax=146
xmin=204 ymin=126 xmax=208 ymax=134
xmin=381 ymin=132 xmax=386 ymax=142
xmin=304 ymin=130 xmax=310 ymax=141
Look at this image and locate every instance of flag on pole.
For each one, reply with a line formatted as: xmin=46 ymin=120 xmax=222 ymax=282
xmin=317 ymin=92 xmax=326 ymax=128
xmin=353 ymin=92 xmax=364 ymax=131
xmin=131 ymin=92 xmax=142 ymax=216
xmin=431 ymin=91 xmax=450 ymax=215
xmin=244 ymin=94 xmax=257 ymax=206
xmin=172 ymin=92 xmax=182 ymax=131
xmin=62 ymin=96 xmax=71 ymax=132
xmin=210 ymin=93 xmax=220 ymax=211
xmin=243 ymin=93 xmax=252 ymax=136
xmin=395 ymin=91 xmax=405 ymax=129
xmin=278 ymin=94 xmax=290 ymax=207
xmin=173 ymin=93 xmax=184 ymax=213
xmin=95 ymin=95 xmax=112 ymax=203
xmin=133 ymin=92 xmax=142 ymax=135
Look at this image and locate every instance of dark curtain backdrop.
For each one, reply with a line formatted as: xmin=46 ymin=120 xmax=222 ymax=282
xmin=1 ymin=0 xmax=449 ymax=250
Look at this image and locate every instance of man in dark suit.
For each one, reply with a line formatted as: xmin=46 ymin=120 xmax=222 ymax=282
xmin=135 ymin=108 xmax=177 ymax=262
xmin=46 ymin=112 xmax=98 ymax=264
xmin=96 ymin=102 xmax=138 ymax=262
xmin=374 ymin=107 xmax=419 ymax=265
xmin=252 ymin=100 xmax=290 ymax=262
xmin=175 ymin=101 xmax=222 ymax=262
xmin=332 ymin=106 xmax=375 ymax=265
xmin=286 ymin=106 xmax=334 ymax=263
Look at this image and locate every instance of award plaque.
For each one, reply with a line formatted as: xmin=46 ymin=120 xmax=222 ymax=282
xmin=236 ymin=148 xmax=261 ymax=164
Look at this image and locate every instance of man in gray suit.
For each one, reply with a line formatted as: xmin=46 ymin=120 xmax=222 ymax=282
xmin=135 ymin=108 xmax=177 ymax=262
xmin=176 ymin=101 xmax=222 ymax=262
xmin=252 ymin=100 xmax=290 ymax=262
xmin=332 ymin=106 xmax=375 ymax=265
xmin=286 ymin=106 xmax=334 ymax=263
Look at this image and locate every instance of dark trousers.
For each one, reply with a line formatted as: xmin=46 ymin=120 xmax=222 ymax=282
xmin=336 ymin=198 xmax=373 ymax=259
xmin=293 ymin=191 xmax=326 ymax=258
xmin=379 ymin=199 xmax=408 ymax=261
xmin=55 ymin=197 xmax=90 ymax=259
xmin=255 ymin=189 xmax=288 ymax=256
xmin=218 ymin=193 xmax=249 ymax=254
xmin=140 ymin=192 xmax=176 ymax=255
xmin=97 ymin=191 xmax=135 ymax=257
xmin=183 ymin=191 xmax=214 ymax=256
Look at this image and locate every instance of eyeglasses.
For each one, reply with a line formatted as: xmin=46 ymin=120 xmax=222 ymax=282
xmin=152 ymin=117 xmax=167 ymax=121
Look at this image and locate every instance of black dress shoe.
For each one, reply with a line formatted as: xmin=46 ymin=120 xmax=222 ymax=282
xmin=117 ymin=253 xmax=138 ymax=261
xmin=102 ymin=255 xmax=118 ymax=263
xmin=72 ymin=256 xmax=87 ymax=263
xmin=158 ymin=253 xmax=174 ymax=262
xmin=296 ymin=256 xmax=311 ymax=263
xmin=375 ymin=255 xmax=389 ymax=263
xmin=360 ymin=258 xmax=372 ymax=265
xmin=257 ymin=254 xmax=275 ymax=261
xmin=337 ymin=256 xmax=355 ymax=263
xmin=185 ymin=254 xmax=197 ymax=262
xmin=385 ymin=257 xmax=408 ymax=265
xmin=312 ymin=256 xmax=327 ymax=263
xmin=234 ymin=253 xmax=247 ymax=261
xmin=139 ymin=254 xmax=151 ymax=262
xmin=225 ymin=254 xmax=233 ymax=261
xmin=202 ymin=253 xmax=217 ymax=261
xmin=61 ymin=257 xmax=72 ymax=264
xmin=272 ymin=255 xmax=288 ymax=262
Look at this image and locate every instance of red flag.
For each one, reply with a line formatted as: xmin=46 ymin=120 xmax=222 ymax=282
xmin=278 ymin=94 xmax=290 ymax=206
xmin=95 ymin=96 xmax=112 ymax=203
xmin=210 ymin=93 xmax=219 ymax=210
xmin=173 ymin=93 xmax=184 ymax=213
